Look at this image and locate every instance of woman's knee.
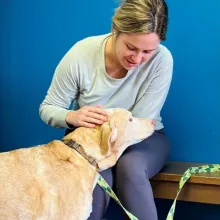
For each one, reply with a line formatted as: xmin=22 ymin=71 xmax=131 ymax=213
xmin=115 ymin=154 xmax=147 ymax=185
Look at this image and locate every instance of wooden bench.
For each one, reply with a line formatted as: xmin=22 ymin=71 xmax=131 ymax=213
xmin=150 ymin=161 xmax=220 ymax=204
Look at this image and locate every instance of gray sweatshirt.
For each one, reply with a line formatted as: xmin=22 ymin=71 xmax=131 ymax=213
xmin=39 ymin=33 xmax=173 ymax=130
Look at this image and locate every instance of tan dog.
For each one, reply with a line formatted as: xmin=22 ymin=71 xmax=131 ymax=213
xmin=0 ymin=108 xmax=155 ymax=220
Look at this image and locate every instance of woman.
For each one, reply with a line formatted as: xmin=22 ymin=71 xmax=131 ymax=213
xmin=39 ymin=0 xmax=173 ymax=219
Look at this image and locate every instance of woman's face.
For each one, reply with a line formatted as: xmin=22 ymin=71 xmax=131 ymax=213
xmin=114 ymin=32 xmax=160 ymax=70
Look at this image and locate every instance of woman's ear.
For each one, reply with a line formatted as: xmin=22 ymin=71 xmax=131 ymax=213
xmin=100 ymin=121 xmax=117 ymax=155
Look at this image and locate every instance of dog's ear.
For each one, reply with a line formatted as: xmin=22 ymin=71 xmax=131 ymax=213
xmin=100 ymin=121 xmax=117 ymax=155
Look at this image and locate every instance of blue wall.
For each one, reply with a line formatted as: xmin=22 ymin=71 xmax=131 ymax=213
xmin=162 ymin=1 xmax=220 ymax=164
xmin=1 ymin=0 xmax=220 ymax=219
xmin=1 ymin=0 xmax=118 ymax=149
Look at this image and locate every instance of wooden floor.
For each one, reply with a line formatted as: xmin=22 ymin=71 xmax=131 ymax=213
xmin=150 ymin=161 xmax=220 ymax=204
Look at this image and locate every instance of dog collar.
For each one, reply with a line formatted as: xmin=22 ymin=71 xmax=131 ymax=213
xmin=62 ymin=138 xmax=99 ymax=170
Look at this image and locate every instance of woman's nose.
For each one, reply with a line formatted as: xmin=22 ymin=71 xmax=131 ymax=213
xmin=131 ymin=53 xmax=142 ymax=64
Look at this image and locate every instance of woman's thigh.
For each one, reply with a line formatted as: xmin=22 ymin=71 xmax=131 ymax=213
xmin=115 ymin=130 xmax=170 ymax=181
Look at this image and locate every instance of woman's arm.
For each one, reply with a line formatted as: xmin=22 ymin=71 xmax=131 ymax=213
xmin=39 ymin=60 xmax=79 ymax=128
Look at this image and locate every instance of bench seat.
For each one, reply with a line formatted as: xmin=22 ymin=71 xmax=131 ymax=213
xmin=150 ymin=161 xmax=220 ymax=204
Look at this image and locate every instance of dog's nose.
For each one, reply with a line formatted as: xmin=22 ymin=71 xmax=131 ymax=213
xmin=151 ymin=120 xmax=156 ymax=126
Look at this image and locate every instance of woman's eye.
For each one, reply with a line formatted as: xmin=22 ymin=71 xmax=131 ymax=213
xmin=127 ymin=45 xmax=135 ymax=50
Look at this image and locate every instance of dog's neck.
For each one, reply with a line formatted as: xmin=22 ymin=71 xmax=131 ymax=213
xmin=61 ymin=138 xmax=99 ymax=170
xmin=62 ymin=126 xmax=110 ymax=164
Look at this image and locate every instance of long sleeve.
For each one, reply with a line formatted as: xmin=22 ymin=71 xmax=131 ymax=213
xmin=39 ymin=60 xmax=79 ymax=128
xmin=38 ymin=34 xmax=108 ymax=129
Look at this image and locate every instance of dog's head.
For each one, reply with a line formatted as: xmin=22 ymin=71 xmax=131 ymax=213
xmin=64 ymin=108 xmax=155 ymax=170
xmin=99 ymin=108 xmax=155 ymax=155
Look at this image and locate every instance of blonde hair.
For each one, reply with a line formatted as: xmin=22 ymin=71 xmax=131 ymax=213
xmin=112 ymin=0 xmax=168 ymax=40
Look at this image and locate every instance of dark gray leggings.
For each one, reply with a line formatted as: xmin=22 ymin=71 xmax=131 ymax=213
xmin=88 ymin=129 xmax=170 ymax=220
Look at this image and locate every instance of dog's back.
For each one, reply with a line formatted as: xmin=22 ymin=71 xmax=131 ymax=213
xmin=0 ymin=141 xmax=96 ymax=220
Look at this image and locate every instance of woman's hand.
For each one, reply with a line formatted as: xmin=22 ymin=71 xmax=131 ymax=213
xmin=65 ymin=104 xmax=108 ymax=128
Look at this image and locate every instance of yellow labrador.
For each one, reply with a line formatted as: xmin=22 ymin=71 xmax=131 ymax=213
xmin=0 ymin=108 xmax=155 ymax=220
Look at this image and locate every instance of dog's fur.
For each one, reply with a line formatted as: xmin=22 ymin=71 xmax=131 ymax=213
xmin=0 ymin=108 xmax=155 ymax=220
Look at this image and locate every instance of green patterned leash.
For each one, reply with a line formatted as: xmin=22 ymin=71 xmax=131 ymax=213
xmin=166 ymin=164 xmax=220 ymax=220
xmin=97 ymin=173 xmax=139 ymax=220
xmin=97 ymin=164 xmax=220 ymax=220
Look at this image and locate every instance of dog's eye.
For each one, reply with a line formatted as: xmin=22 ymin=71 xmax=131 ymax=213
xmin=129 ymin=117 xmax=133 ymax=122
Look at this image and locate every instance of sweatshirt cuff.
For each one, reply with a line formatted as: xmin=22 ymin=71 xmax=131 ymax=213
xmin=54 ymin=109 xmax=73 ymax=129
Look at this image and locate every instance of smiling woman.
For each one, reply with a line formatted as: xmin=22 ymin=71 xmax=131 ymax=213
xmin=109 ymin=0 xmax=168 ymax=73
xmin=39 ymin=0 xmax=173 ymax=219
xmin=105 ymin=32 xmax=160 ymax=74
